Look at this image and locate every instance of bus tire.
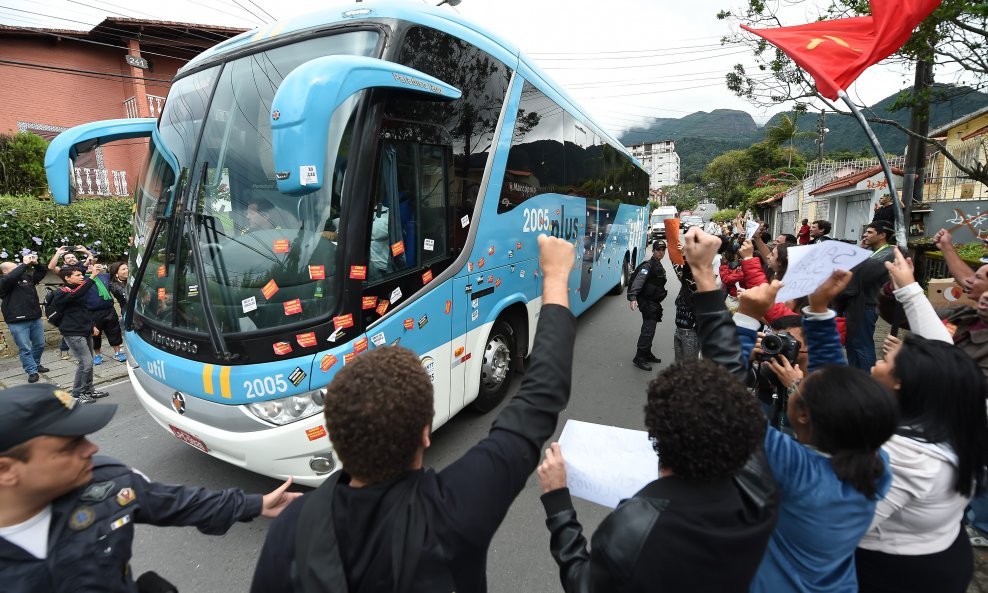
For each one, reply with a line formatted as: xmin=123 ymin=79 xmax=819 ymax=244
xmin=471 ymin=319 xmax=516 ymax=413
xmin=608 ymin=256 xmax=630 ymax=296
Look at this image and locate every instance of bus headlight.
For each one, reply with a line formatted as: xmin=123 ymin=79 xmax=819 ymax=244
xmin=247 ymin=388 xmax=327 ymax=425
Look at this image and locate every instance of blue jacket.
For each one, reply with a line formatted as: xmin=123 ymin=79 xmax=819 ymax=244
xmin=84 ymin=273 xmax=115 ymax=312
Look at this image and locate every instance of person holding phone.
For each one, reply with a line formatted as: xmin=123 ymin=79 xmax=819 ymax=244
xmin=0 ymin=252 xmax=50 ymax=383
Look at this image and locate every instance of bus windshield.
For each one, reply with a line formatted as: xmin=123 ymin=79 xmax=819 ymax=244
xmin=134 ymin=30 xmax=379 ymax=335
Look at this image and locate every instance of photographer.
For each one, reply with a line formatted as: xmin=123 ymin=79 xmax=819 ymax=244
xmin=683 ymin=228 xmax=898 ymax=593
xmin=0 ymin=252 xmax=49 ymax=383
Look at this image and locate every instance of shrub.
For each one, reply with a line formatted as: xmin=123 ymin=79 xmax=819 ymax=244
xmin=0 ymin=132 xmax=49 ymax=196
xmin=0 ymin=194 xmax=131 ymax=263
xmin=711 ymin=208 xmax=741 ymax=222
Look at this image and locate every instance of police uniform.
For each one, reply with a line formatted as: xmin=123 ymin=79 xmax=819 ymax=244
xmin=627 ymin=245 xmax=668 ymax=370
xmin=0 ymin=455 xmax=262 ymax=593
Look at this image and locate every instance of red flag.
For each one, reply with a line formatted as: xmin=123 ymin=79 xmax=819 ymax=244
xmin=741 ymin=0 xmax=940 ymax=100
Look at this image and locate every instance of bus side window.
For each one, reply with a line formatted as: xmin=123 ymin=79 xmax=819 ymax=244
xmin=498 ymin=81 xmax=565 ymax=213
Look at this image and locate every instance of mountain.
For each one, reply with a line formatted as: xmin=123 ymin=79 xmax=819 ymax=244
xmin=617 ymin=84 xmax=988 ymax=183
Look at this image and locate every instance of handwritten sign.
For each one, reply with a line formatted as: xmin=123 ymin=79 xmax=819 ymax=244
xmin=745 ymin=219 xmax=761 ymax=240
xmin=776 ymin=242 xmax=872 ymax=303
xmin=557 ymin=420 xmax=658 ymax=509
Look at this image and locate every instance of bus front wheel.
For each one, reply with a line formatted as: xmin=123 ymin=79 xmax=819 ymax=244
xmin=471 ymin=319 xmax=516 ymax=413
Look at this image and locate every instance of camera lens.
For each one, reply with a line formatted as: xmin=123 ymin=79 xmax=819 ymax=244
xmin=761 ymin=334 xmax=783 ymax=356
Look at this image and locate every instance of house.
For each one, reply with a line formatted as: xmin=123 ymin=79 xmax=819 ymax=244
xmin=804 ymin=165 xmax=904 ymax=242
xmin=0 ymin=18 xmax=246 ymax=197
xmin=927 ymin=105 xmax=988 ymax=203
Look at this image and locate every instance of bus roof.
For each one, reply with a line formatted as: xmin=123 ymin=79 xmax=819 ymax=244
xmin=179 ymin=0 xmax=639 ymax=167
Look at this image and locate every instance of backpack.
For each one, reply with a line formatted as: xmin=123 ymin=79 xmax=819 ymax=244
xmin=43 ymin=286 xmax=62 ymax=327
xmin=628 ymin=260 xmax=649 ymax=290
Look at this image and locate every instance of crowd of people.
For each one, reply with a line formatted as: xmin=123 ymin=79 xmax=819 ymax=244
xmin=2 ymin=217 xmax=988 ymax=592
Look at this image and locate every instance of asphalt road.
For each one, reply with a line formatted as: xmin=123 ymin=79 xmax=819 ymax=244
xmin=90 ymin=255 xmax=681 ymax=593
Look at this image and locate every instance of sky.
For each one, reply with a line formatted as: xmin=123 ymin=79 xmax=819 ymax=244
xmin=0 ymin=0 xmax=934 ymax=136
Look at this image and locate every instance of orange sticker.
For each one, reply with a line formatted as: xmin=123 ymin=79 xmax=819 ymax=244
xmin=421 ymin=269 xmax=433 ymax=284
xmin=320 ymin=354 xmax=338 ymax=372
xmin=375 ymin=300 xmax=389 ymax=316
xmin=308 ymin=265 xmax=325 ymax=280
xmin=273 ymin=342 xmax=292 ymax=355
xmin=283 ymin=299 xmax=302 ymax=315
xmin=262 ymin=279 xmax=279 ymax=300
xmin=454 ymin=346 xmax=465 ymax=357
xmin=495 ymin=277 xmax=502 ymax=287
xmin=403 ymin=318 xmax=414 ymax=330
xmin=361 ymin=296 xmax=378 ymax=310
xmin=333 ymin=313 xmax=354 ymax=330
xmin=391 ymin=241 xmax=405 ymax=257
xmin=157 ymin=287 xmax=166 ymax=300
xmin=487 ymin=275 xmax=494 ymax=284
xmin=488 ymin=245 xmax=495 ymax=255
xmin=273 ymin=239 xmax=290 ymax=254
xmin=157 ymin=265 xmax=166 ymax=278
xmin=478 ymin=257 xmax=486 ymax=269
xmin=349 ymin=265 xmax=367 ymax=280
xmin=296 ymin=332 xmax=317 ymax=348
xmin=305 ymin=425 xmax=327 ymax=441
xmin=343 ymin=352 xmax=356 ymax=365
xmin=444 ymin=300 xmax=452 ymax=314
xmin=354 ymin=337 xmax=368 ymax=353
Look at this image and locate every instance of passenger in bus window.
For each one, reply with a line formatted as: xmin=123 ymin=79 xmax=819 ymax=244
xmin=251 ymin=235 xmax=579 ymax=593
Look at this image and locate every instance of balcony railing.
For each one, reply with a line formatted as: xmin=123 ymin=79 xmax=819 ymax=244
xmin=123 ymin=94 xmax=166 ymax=118
xmin=74 ymin=167 xmax=129 ymax=197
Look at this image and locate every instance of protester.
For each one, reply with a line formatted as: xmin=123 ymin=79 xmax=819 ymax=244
xmin=666 ymin=234 xmax=700 ymax=361
xmin=107 ymin=261 xmax=129 ymax=311
xmin=851 ymin=247 xmax=988 ymax=593
xmin=51 ymin=266 xmax=105 ymax=402
xmin=0 ymin=253 xmax=50 ymax=383
xmin=682 ymin=228 xmax=898 ymax=593
xmin=251 ymin=234 xmax=577 ymax=593
xmin=535 ymin=358 xmax=777 ymax=591
xmin=0 ymin=382 xmax=300 ymax=592
xmin=85 ymin=263 xmax=126 ymax=364
xmin=809 ymin=219 xmax=832 ymax=243
xmin=48 ymin=246 xmax=90 ymax=361
xmin=833 ymin=221 xmax=898 ymax=369
xmin=627 ymin=239 xmax=668 ymax=370
xmin=797 ymin=219 xmax=811 ymax=245
xmin=774 ymin=233 xmax=797 ymax=246
xmin=933 ymin=228 xmax=988 ymax=301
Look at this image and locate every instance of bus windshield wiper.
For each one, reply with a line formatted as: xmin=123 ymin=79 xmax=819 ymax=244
xmin=123 ymin=215 xmax=167 ymax=332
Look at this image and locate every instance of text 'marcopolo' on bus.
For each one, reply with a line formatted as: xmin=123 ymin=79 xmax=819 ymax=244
xmin=44 ymin=1 xmax=649 ymax=486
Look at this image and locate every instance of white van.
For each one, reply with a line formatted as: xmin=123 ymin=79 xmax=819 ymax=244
xmin=649 ymin=206 xmax=678 ymax=240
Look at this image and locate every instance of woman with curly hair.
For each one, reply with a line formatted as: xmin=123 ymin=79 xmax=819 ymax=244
xmin=536 ymin=358 xmax=778 ymax=592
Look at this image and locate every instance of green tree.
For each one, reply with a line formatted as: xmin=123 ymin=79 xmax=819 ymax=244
xmin=661 ymin=184 xmax=701 ymax=212
xmin=704 ymin=150 xmax=749 ymax=208
xmin=766 ymin=111 xmax=816 ymax=167
xmin=718 ymin=0 xmax=988 ymax=185
xmin=0 ymin=132 xmax=49 ymax=196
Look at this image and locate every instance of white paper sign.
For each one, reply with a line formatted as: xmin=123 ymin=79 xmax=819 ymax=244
xmin=423 ymin=238 xmax=435 ymax=251
xmin=745 ymin=219 xmax=761 ymax=240
xmin=557 ymin=420 xmax=658 ymax=509
xmin=371 ymin=332 xmax=386 ymax=346
xmin=776 ymin=242 xmax=872 ymax=302
xmin=460 ymin=215 xmax=470 ymax=228
xmin=299 ymin=165 xmax=318 ymax=186
xmin=241 ymin=296 xmax=257 ymax=313
xmin=390 ymin=287 xmax=402 ymax=304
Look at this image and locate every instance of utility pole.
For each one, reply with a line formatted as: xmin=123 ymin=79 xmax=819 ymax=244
xmin=816 ymin=110 xmax=826 ymax=165
xmin=900 ymin=58 xmax=935 ymax=244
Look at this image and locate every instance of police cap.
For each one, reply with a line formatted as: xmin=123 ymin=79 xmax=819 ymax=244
xmin=0 ymin=383 xmax=116 ymax=451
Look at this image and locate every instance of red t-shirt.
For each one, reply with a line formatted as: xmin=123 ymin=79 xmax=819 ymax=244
xmin=797 ymin=224 xmax=811 ymax=245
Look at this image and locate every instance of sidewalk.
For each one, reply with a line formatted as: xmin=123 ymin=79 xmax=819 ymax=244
xmin=0 ymin=339 xmax=129 ymax=389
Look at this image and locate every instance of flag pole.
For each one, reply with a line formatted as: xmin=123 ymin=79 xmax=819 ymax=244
xmin=837 ymin=90 xmax=907 ymax=246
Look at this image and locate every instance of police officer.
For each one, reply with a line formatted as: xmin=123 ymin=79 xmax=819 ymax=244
xmin=0 ymin=383 xmax=301 ymax=593
xmin=628 ymin=240 xmax=668 ymax=371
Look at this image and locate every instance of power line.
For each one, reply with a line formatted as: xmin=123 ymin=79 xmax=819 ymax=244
xmin=244 ymin=0 xmax=276 ymax=22
xmin=0 ymin=57 xmax=174 ymax=91
xmin=528 ymin=36 xmax=724 ymax=55
xmin=542 ymin=48 xmax=753 ymax=70
xmin=533 ymin=44 xmax=739 ymax=61
xmin=228 ymin=0 xmax=269 ymax=24
xmin=63 ymin=0 xmax=235 ymax=45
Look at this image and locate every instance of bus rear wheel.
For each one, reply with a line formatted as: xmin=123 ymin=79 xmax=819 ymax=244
xmin=471 ymin=319 xmax=516 ymax=413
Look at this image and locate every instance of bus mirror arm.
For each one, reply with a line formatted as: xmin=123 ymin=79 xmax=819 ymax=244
xmin=269 ymin=55 xmax=461 ymax=196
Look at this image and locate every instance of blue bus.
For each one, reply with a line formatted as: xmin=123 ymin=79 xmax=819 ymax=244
xmin=45 ymin=1 xmax=648 ymax=486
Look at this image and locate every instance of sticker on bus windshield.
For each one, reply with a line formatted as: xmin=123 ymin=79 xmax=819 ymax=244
xmin=283 ymin=299 xmax=302 ymax=316
xmin=157 ymin=288 xmax=166 ymax=301
xmin=460 ymin=215 xmax=470 ymax=228
xmin=273 ymin=342 xmax=292 ymax=356
xmin=371 ymin=332 xmax=386 ymax=346
xmin=423 ymin=238 xmax=434 ymax=251
xmin=333 ymin=313 xmax=353 ymax=330
xmin=478 ymin=258 xmax=486 ymax=269
xmin=349 ymin=266 xmax=367 ymax=280
xmin=362 ymin=296 xmax=378 ymax=310
xmin=273 ymin=240 xmax=290 ymax=254
xmin=375 ymin=300 xmax=389 ymax=316
xmin=262 ymin=279 xmax=279 ymax=300
xmin=289 ymin=367 xmax=306 ymax=386
xmin=320 ymin=354 xmax=338 ymax=372
xmin=242 ymin=296 xmax=257 ymax=313
xmin=157 ymin=265 xmax=166 ymax=278
xmin=391 ymin=241 xmax=405 ymax=257
xmin=188 ymin=285 xmax=199 ymax=297
xmin=403 ymin=318 xmax=414 ymax=330
xmin=354 ymin=337 xmax=368 ymax=354
xmin=421 ymin=269 xmax=433 ymax=284
xmin=328 ymin=328 xmax=343 ymax=343
xmin=305 ymin=425 xmax=326 ymax=441
xmin=488 ymin=245 xmax=495 ymax=256
xmin=296 ymin=332 xmax=317 ymax=348
xmin=390 ymin=287 xmax=402 ymax=304
xmin=300 ymin=165 xmax=318 ymax=186
xmin=309 ymin=265 xmax=326 ymax=280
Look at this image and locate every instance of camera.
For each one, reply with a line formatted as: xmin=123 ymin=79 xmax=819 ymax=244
xmin=756 ymin=331 xmax=801 ymax=364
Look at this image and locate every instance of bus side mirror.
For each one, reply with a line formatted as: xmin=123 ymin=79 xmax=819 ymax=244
xmin=45 ymin=118 xmax=175 ymax=204
xmin=270 ymin=55 xmax=461 ymax=195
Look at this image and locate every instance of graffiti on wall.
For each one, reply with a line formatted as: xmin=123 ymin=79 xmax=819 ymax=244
xmin=930 ymin=201 xmax=988 ymax=242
